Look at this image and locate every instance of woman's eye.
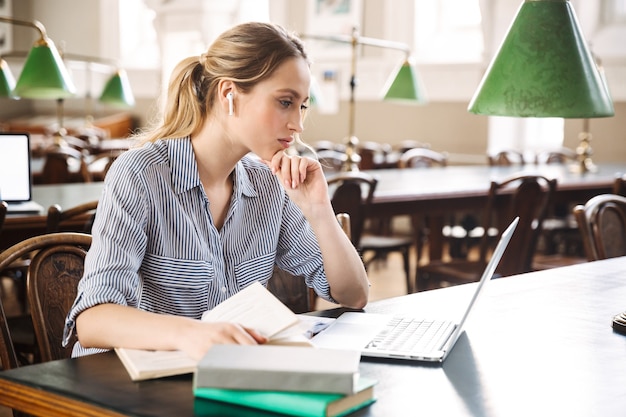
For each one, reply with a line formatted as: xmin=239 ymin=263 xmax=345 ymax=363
xmin=300 ymin=104 xmax=309 ymax=111
xmin=279 ymin=100 xmax=293 ymax=108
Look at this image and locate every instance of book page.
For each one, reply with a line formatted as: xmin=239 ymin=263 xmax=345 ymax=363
xmin=115 ymin=348 xmax=197 ymax=381
xmin=201 ymin=282 xmax=299 ymax=339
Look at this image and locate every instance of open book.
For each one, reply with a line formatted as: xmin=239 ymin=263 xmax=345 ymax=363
xmin=115 ymin=282 xmax=315 ymax=381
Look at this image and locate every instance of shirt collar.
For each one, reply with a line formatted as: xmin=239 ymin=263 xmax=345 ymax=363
xmin=168 ymin=137 xmax=257 ymax=198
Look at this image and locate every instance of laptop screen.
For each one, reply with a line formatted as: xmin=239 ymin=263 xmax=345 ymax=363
xmin=0 ymin=132 xmax=33 ymax=202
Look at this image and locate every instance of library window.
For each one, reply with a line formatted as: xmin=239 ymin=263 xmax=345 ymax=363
xmin=414 ymin=0 xmax=484 ymax=64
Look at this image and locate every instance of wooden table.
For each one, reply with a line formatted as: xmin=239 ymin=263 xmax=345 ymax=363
xmin=1 ymin=257 xmax=626 ymax=416
xmin=364 ymin=163 xmax=626 ymax=259
xmin=1 ymin=182 xmax=104 ymax=250
xmin=3 ymin=163 xmax=623 ymax=255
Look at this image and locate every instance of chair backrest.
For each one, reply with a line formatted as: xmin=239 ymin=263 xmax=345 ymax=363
xmin=88 ymin=149 xmax=125 ymax=181
xmin=0 ymin=200 xmax=7 ymax=233
xmin=478 ymin=174 xmax=556 ymax=276
xmin=573 ymin=194 xmax=626 ymax=261
xmin=327 ymin=171 xmax=377 ymax=246
xmin=0 ymin=233 xmax=92 ymax=369
xmin=613 ymin=174 xmax=626 ymax=196
xmin=398 ymin=148 xmax=448 ymax=168
xmin=317 ymin=149 xmax=347 ymax=174
xmin=357 ymin=141 xmax=392 ymax=170
xmin=38 ymin=145 xmax=92 ymax=184
xmin=46 ymin=201 xmax=99 ymax=233
xmin=488 ymin=150 xmax=525 ymax=166
xmin=266 ymin=213 xmax=351 ymax=314
xmin=27 ymin=233 xmax=92 ymax=362
xmin=395 ymin=140 xmax=431 ymax=154
xmin=534 ymin=147 xmax=577 ymax=164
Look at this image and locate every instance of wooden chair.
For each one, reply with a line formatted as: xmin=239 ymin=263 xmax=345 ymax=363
xmin=267 ymin=213 xmax=352 ymax=313
xmin=488 ymin=150 xmax=525 ymax=166
xmin=398 ymin=148 xmax=450 ymax=265
xmin=416 ymin=174 xmax=556 ymax=291
xmin=46 ymin=200 xmax=99 ymax=233
xmin=533 ymin=147 xmax=585 ymax=263
xmin=317 ymin=149 xmax=347 ymax=174
xmin=613 ymin=174 xmax=626 ymax=196
xmin=0 ymin=200 xmax=6 ymax=229
xmin=398 ymin=147 xmax=448 ymax=169
xmin=573 ymin=194 xmax=626 ymax=261
xmin=0 ymin=233 xmax=91 ymax=371
xmin=88 ymin=149 xmax=125 ymax=181
xmin=36 ymin=145 xmax=92 ymax=184
xmin=0 ymin=201 xmax=37 ymax=369
xmin=534 ymin=147 xmax=577 ymax=165
xmin=357 ymin=141 xmax=393 ymax=170
xmin=327 ymin=171 xmax=414 ymax=293
xmin=395 ymin=140 xmax=431 ymax=154
xmin=27 ymin=233 xmax=92 ymax=362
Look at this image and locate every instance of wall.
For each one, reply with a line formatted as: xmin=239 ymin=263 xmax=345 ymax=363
xmin=1 ymin=0 xmax=624 ymax=164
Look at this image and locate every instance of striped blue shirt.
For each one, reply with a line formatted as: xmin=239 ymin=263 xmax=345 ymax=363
xmin=63 ymin=137 xmax=331 ymax=356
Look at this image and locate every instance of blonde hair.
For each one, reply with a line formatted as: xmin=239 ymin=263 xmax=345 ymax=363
xmin=137 ymin=22 xmax=310 ymax=144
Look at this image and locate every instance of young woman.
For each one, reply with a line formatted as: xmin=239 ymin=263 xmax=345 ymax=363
xmin=63 ymin=22 xmax=369 ymax=360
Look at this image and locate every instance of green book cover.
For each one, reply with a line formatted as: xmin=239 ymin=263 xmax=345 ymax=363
xmin=193 ymin=377 xmax=377 ymax=417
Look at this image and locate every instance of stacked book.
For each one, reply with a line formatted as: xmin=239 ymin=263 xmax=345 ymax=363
xmin=193 ymin=344 xmax=376 ymax=417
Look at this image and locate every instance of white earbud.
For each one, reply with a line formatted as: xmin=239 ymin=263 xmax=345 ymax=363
xmin=227 ymin=92 xmax=234 ymax=116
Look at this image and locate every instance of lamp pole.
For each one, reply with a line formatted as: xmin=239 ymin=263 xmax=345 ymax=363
xmin=301 ymin=30 xmax=414 ymax=171
xmin=345 ymin=26 xmax=361 ymax=171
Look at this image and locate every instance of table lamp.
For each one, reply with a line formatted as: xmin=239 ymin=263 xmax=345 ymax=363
xmin=467 ymin=0 xmax=614 ymax=173
xmin=383 ymin=57 xmax=426 ymax=104
xmin=99 ymin=68 xmax=135 ymax=108
xmin=1 ymin=16 xmax=77 ymax=147
xmin=0 ymin=16 xmax=76 ymax=99
xmin=304 ymin=28 xmax=426 ymax=171
xmin=0 ymin=57 xmax=16 ymax=97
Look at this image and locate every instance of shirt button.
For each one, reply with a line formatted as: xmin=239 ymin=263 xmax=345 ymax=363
xmin=221 ymin=286 xmax=227 ymax=293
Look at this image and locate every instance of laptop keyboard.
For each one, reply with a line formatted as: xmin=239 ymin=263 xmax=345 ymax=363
xmin=365 ymin=317 xmax=455 ymax=354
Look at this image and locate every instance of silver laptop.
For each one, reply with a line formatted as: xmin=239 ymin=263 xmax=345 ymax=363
xmin=0 ymin=132 xmax=44 ymax=214
xmin=311 ymin=217 xmax=519 ymax=362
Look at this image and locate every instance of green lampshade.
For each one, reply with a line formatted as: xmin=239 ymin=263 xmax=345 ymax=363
xmin=99 ymin=69 xmax=135 ymax=108
xmin=0 ymin=58 xmax=16 ymax=98
xmin=13 ymin=38 xmax=76 ymax=99
xmin=383 ymin=60 xmax=426 ymax=104
xmin=468 ymin=0 xmax=614 ymax=118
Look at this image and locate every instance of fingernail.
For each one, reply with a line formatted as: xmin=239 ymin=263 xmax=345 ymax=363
xmin=292 ymin=180 xmax=297 ymax=189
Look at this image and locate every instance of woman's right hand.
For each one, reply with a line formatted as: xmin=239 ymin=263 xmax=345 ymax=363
xmin=178 ymin=320 xmax=267 ymax=361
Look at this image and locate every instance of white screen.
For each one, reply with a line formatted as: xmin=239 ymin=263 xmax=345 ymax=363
xmin=0 ymin=133 xmax=32 ymax=202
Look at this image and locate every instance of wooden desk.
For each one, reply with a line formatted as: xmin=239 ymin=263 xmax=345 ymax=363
xmin=2 ymin=163 xmax=623 ymax=255
xmin=365 ymin=163 xmax=626 ymax=259
xmin=1 ymin=257 xmax=625 ymax=416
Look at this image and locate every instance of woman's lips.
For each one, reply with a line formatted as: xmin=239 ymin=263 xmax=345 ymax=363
xmin=278 ymin=138 xmax=292 ymax=149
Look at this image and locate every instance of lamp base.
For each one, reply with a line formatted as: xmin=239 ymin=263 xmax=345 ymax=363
xmin=569 ymin=130 xmax=597 ymax=174
xmin=569 ymin=159 xmax=597 ymax=174
xmin=52 ymin=127 xmax=68 ymax=148
xmin=342 ymin=135 xmax=361 ymax=172
xmin=613 ymin=311 xmax=626 ymax=335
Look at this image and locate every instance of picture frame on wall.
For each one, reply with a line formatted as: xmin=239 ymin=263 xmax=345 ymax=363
xmin=305 ymin=0 xmax=363 ymax=60
xmin=0 ymin=0 xmax=11 ymax=55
